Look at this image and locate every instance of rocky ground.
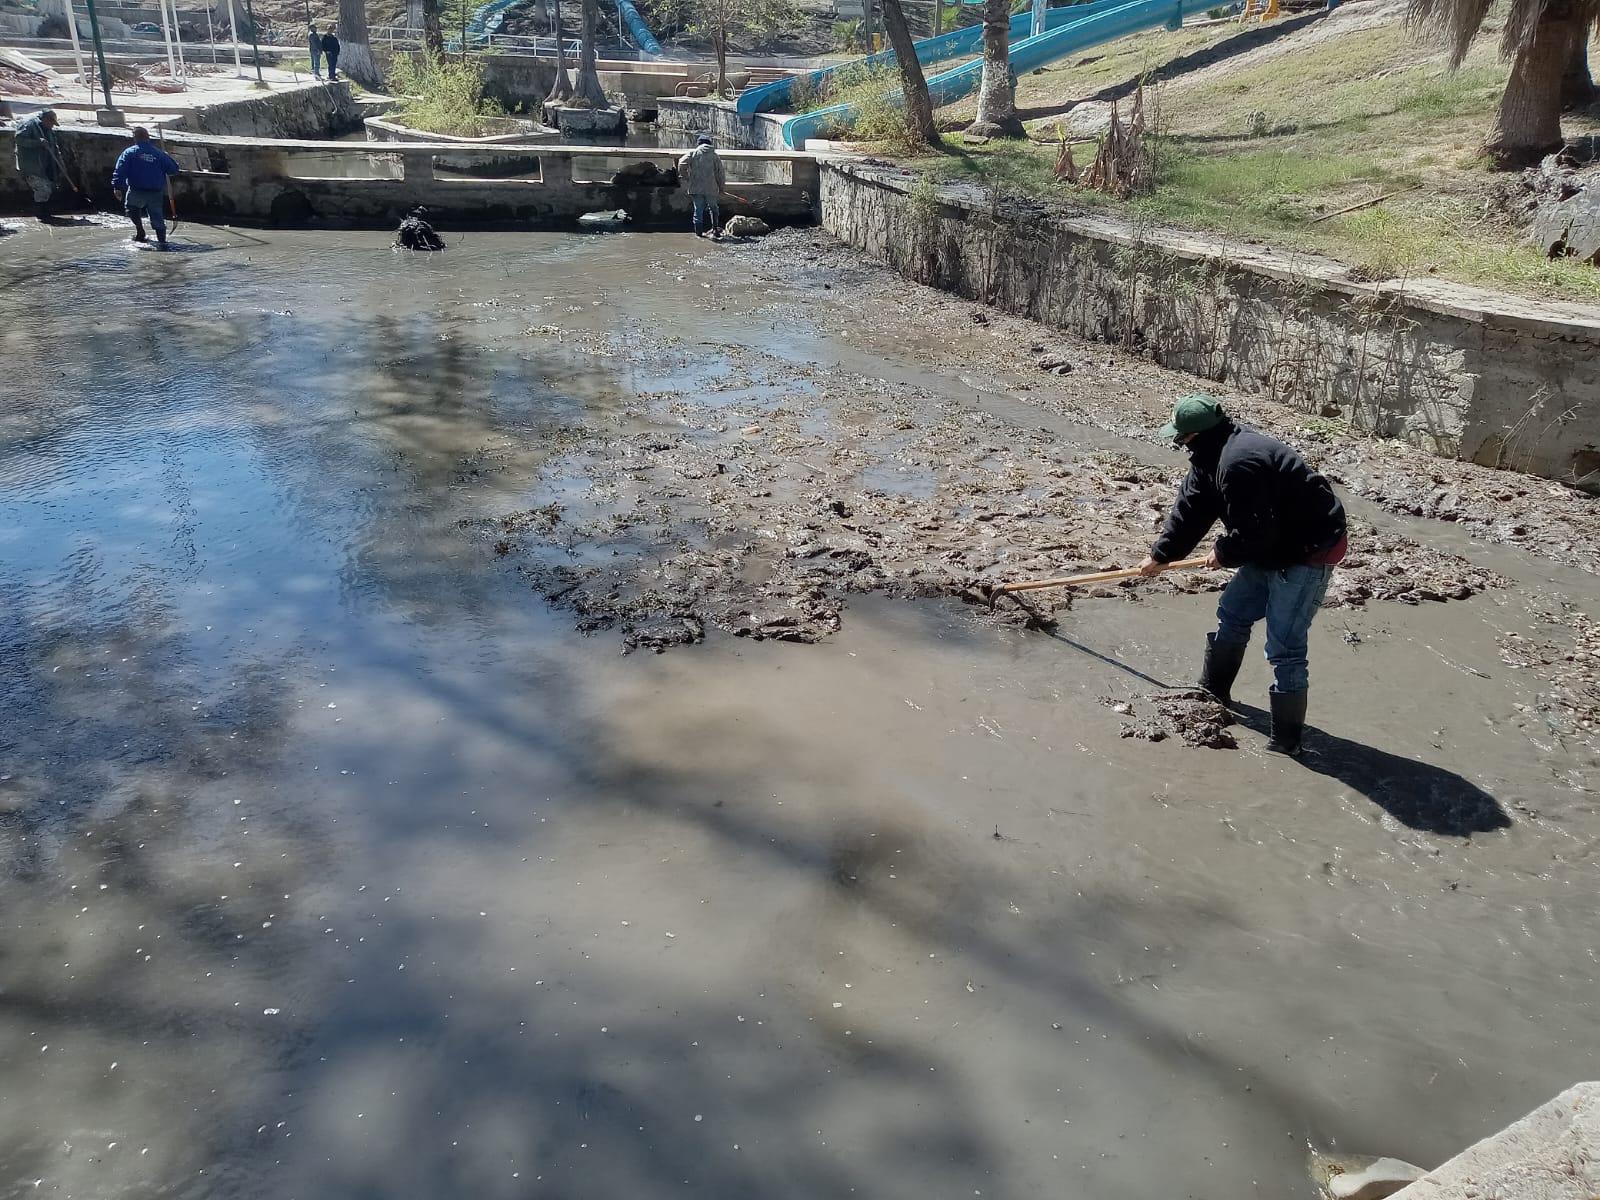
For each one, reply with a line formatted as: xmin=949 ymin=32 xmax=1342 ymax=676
xmin=479 ymin=227 xmax=1595 ymax=753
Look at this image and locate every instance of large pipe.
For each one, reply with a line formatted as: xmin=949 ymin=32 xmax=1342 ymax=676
xmin=156 ymin=0 xmax=178 ymax=79
xmin=226 ymin=0 xmax=243 ymax=73
xmin=62 ymin=0 xmax=89 ymax=101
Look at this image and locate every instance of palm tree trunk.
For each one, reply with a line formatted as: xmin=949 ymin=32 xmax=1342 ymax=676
xmin=714 ymin=27 xmax=728 ymax=95
xmin=336 ymin=0 xmax=384 ymax=89
xmin=880 ymin=0 xmax=939 ymax=146
xmin=421 ymin=0 xmax=442 ymax=55
xmin=1484 ymin=7 xmax=1574 ymax=167
xmin=1561 ymin=27 xmax=1597 ymax=109
xmin=572 ymin=0 xmax=608 ymax=106
xmin=971 ymin=0 xmax=1022 ymax=136
xmin=547 ymin=0 xmax=573 ymax=102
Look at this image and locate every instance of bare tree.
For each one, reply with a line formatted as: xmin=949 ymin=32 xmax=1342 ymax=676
xmin=421 ymin=0 xmax=443 ymax=55
xmin=677 ymin=0 xmax=798 ymax=95
xmin=335 ymin=0 xmax=385 ymax=89
xmin=969 ymin=0 xmax=1023 ymax=137
xmin=1410 ymin=0 xmax=1600 ymax=167
xmin=571 ymin=0 xmax=609 ymax=106
xmin=880 ymin=0 xmax=940 ymax=147
xmin=547 ymin=0 xmax=574 ymax=102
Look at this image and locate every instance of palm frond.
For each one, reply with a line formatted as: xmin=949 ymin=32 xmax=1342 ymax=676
xmin=1407 ymin=0 xmax=1496 ymax=67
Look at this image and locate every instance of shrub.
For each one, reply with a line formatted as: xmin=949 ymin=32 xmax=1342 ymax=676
xmin=387 ymin=50 xmax=508 ymax=138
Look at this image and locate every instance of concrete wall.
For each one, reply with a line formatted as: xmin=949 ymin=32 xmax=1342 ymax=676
xmin=0 ymin=125 xmax=820 ymax=230
xmin=657 ymin=98 xmax=790 ymax=152
xmin=182 ymin=82 xmax=366 ymax=138
xmin=475 ymin=54 xmax=559 ymax=113
xmin=820 ymin=161 xmax=1600 ymax=491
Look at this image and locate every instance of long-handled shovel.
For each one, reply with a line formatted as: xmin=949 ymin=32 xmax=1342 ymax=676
xmin=983 ymin=554 xmax=1211 ymax=610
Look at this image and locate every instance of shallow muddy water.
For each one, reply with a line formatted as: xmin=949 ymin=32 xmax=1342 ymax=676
xmin=0 ymin=221 xmax=1596 ymax=1200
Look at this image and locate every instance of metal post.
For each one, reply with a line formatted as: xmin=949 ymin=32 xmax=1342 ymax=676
xmin=62 ymin=0 xmax=89 ymax=101
xmin=81 ymin=0 xmax=116 ymax=109
xmin=225 ymin=0 xmax=243 ymax=73
xmin=167 ymin=0 xmax=189 ymax=85
xmin=1031 ymin=0 xmax=1045 ymax=37
xmin=206 ymin=3 xmax=217 ymax=63
xmin=242 ymin=0 xmax=264 ymax=81
xmin=156 ymin=0 xmax=179 ymax=79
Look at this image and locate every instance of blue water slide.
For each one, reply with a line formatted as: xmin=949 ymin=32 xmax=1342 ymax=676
xmin=782 ymin=0 xmax=1216 ymax=147
xmin=736 ymin=1 xmax=1123 ymax=116
xmin=446 ymin=0 xmax=519 ymax=49
xmin=616 ymin=0 xmax=663 ymax=56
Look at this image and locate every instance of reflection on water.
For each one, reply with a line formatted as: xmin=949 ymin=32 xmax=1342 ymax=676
xmin=0 ymin=227 xmax=1595 ymax=1200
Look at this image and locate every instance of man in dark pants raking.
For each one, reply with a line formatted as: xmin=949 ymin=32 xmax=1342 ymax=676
xmin=1138 ymin=395 xmax=1348 ymax=756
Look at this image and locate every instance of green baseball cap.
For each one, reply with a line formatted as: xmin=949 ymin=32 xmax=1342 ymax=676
xmin=1159 ymin=394 xmax=1225 ymax=441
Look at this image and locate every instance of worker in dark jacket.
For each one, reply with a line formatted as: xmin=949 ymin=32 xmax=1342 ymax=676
xmin=1138 ymin=395 xmax=1347 ymax=756
xmin=14 ymin=109 xmax=63 ymax=222
xmin=111 ymin=127 xmax=180 ymax=247
xmin=321 ymin=27 xmax=341 ymax=80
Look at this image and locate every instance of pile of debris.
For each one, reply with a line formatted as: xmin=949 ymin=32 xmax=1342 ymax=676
xmin=0 ymin=48 xmax=54 ymax=97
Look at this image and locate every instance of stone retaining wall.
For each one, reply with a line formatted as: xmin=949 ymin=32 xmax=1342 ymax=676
xmin=181 ymin=82 xmax=365 ymax=138
xmin=820 ymin=161 xmax=1600 ymax=491
xmin=656 ymin=98 xmax=789 ymax=152
xmin=0 ymin=125 xmax=820 ymax=229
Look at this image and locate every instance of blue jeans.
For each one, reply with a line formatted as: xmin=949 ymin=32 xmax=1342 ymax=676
xmin=1214 ymin=562 xmax=1335 ymax=694
xmin=125 ymin=187 xmax=167 ymax=238
xmin=691 ymin=193 xmax=719 ymax=234
xmin=310 ymin=45 xmax=323 ymax=77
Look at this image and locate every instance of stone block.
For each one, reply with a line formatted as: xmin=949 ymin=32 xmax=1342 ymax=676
xmin=1391 ymin=1083 xmax=1600 ymax=1200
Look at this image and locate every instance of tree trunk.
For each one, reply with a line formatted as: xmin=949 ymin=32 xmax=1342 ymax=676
xmin=862 ymin=0 xmax=875 ymax=51
xmin=881 ymin=0 xmax=940 ymax=147
xmin=1561 ymin=26 xmax=1597 ymax=110
xmin=714 ymin=27 xmax=727 ymax=95
xmin=572 ymin=0 xmax=608 ymax=106
xmin=421 ymin=0 xmax=442 ymax=55
xmin=335 ymin=0 xmax=383 ymax=89
xmin=970 ymin=0 xmax=1023 ymax=136
xmin=546 ymin=0 xmax=573 ymax=102
xmin=1484 ymin=7 xmax=1574 ymax=168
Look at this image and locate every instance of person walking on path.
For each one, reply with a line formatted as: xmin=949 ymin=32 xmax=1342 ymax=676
xmin=1138 ymin=395 xmax=1348 ymax=756
xmin=321 ymin=27 xmax=341 ymax=80
xmin=677 ymin=134 xmax=726 ymax=240
xmin=111 ymin=127 xmax=181 ymax=248
xmin=308 ymin=22 xmax=324 ymax=78
xmin=14 ymin=109 xmax=64 ymax=223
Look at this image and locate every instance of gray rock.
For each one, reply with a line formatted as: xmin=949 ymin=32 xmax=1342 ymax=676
xmin=1530 ymin=185 xmax=1600 ymax=263
xmin=1060 ymin=101 xmax=1115 ymax=139
xmin=1327 ymin=1157 xmax=1427 ymax=1200
xmin=578 ymin=209 xmax=629 ymax=232
xmin=723 ymin=215 xmax=770 ymax=239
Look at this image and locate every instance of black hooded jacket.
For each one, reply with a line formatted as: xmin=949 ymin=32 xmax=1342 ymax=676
xmin=1151 ymin=417 xmax=1346 ymax=570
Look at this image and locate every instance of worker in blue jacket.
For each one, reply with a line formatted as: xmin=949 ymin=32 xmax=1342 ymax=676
xmin=110 ymin=127 xmax=180 ymax=247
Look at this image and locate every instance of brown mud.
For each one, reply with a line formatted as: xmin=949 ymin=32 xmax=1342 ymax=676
xmin=485 ymin=232 xmax=1589 ymax=750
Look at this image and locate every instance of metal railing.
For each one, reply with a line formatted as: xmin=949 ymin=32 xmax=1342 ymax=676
xmin=367 ymin=24 xmax=582 ymax=56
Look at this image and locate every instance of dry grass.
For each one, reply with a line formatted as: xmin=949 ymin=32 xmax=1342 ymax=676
xmin=909 ymin=7 xmax=1600 ymax=301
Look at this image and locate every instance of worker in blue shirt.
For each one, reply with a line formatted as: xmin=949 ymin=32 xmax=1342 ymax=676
xmin=110 ymin=127 xmax=180 ymax=247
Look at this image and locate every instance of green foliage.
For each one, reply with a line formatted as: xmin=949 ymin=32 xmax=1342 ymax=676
xmin=834 ymin=18 xmax=863 ymax=51
xmin=797 ymin=63 xmax=925 ymax=153
xmin=387 ymin=50 xmax=508 ymax=137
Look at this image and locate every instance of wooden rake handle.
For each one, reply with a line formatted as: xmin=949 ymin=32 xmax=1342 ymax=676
xmin=993 ymin=554 xmax=1211 ymax=596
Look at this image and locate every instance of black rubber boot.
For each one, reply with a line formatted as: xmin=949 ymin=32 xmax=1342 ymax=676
xmin=35 ymin=200 xmax=54 ymax=224
xmin=1267 ymin=690 xmax=1308 ymax=757
xmin=1199 ymin=634 xmax=1248 ymax=705
xmin=132 ymin=221 xmax=147 ymax=243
